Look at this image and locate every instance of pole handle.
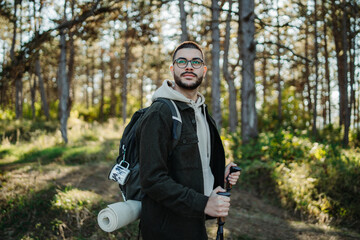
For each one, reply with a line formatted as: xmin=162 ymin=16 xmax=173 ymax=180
xmin=226 ymin=166 xmax=242 ymax=192
xmin=217 ymin=191 xmax=231 ymax=197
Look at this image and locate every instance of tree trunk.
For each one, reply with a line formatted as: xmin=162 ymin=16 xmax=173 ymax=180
xmin=237 ymin=0 xmax=242 ymax=64
xmin=10 ymin=2 xmax=17 ymax=63
xmin=85 ymin=50 xmax=90 ymax=109
xmin=223 ymin=0 xmax=238 ymax=133
xmin=276 ymin=0 xmax=282 ymax=123
xmin=179 ymin=0 xmax=188 ymax=42
xmin=304 ymin=20 xmax=312 ymax=117
xmin=68 ymin=0 xmax=76 ymax=102
xmin=321 ymin=72 xmax=327 ymax=127
xmin=99 ymin=49 xmax=105 ymax=122
xmin=322 ymin=0 xmax=331 ymax=125
xmin=312 ymin=0 xmax=319 ymax=137
xmin=331 ymin=0 xmax=346 ymax=127
xmin=122 ymin=15 xmax=130 ymax=124
xmin=109 ymin=50 xmax=117 ymax=117
xmin=35 ymin=58 xmax=50 ymax=119
xmin=140 ymin=46 xmax=145 ymax=109
xmin=262 ymin=52 xmax=267 ymax=107
xmin=67 ymin=33 xmax=74 ymax=111
xmin=15 ymin=77 xmax=23 ymax=119
xmin=156 ymin=45 xmax=162 ymax=88
xmin=11 ymin=1 xmax=23 ymax=119
xmin=211 ymin=0 xmax=222 ymax=129
xmin=29 ymin=73 xmax=36 ymax=119
xmin=91 ymin=49 xmax=95 ymax=107
xmin=341 ymin=2 xmax=349 ymax=146
xmin=357 ymin=69 xmax=359 ymax=130
xmin=58 ymin=28 xmax=69 ymax=143
xmin=348 ymin=18 xmax=356 ymax=129
xmin=0 ymin=43 xmax=7 ymax=107
xmin=241 ymin=0 xmax=258 ymax=143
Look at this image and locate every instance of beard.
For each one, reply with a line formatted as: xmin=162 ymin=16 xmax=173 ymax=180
xmin=174 ymin=72 xmax=203 ymax=90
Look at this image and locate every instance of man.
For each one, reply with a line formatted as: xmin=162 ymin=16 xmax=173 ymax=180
xmin=137 ymin=41 xmax=240 ymax=239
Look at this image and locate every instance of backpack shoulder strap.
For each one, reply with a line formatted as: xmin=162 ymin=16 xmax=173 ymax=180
xmin=154 ymin=98 xmax=182 ymax=147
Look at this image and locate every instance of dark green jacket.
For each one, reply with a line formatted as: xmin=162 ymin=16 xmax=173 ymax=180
xmin=137 ymin=100 xmax=225 ymax=240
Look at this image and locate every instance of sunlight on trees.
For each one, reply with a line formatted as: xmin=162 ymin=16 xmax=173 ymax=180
xmin=0 ymin=0 xmax=358 ymax=145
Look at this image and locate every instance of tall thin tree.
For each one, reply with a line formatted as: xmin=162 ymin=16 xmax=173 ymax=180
xmin=58 ymin=1 xmax=70 ymax=143
xmin=109 ymin=34 xmax=117 ymax=117
xmin=223 ymin=0 xmax=238 ymax=133
xmin=122 ymin=13 xmax=130 ymax=124
xmin=99 ymin=48 xmax=105 ymax=122
xmin=67 ymin=0 xmax=76 ymax=104
xmin=322 ymin=0 xmax=331 ymax=125
xmin=276 ymin=0 xmax=282 ymax=123
xmin=241 ymin=0 xmax=258 ymax=143
xmin=304 ymin=19 xmax=312 ymax=118
xmin=342 ymin=0 xmax=349 ymax=146
xmin=211 ymin=0 xmax=222 ymax=129
xmin=179 ymin=0 xmax=188 ymax=42
xmin=312 ymin=0 xmax=319 ymax=137
xmin=11 ymin=0 xmax=23 ymax=119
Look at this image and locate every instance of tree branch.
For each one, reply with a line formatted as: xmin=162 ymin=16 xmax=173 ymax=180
xmin=259 ymin=41 xmax=312 ymax=62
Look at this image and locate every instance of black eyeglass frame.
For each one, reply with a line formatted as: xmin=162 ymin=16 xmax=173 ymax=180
xmin=173 ymin=57 xmax=204 ymax=69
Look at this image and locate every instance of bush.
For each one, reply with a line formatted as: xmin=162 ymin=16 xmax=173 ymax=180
xmin=233 ymin=130 xmax=360 ymax=228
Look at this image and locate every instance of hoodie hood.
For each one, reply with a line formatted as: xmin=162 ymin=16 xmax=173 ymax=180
xmin=152 ymin=80 xmax=205 ymax=108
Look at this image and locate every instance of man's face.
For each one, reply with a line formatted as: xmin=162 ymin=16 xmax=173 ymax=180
xmin=171 ymin=48 xmax=207 ymax=90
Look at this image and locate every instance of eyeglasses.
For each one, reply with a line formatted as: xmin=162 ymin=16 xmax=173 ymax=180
xmin=173 ymin=58 xmax=204 ymax=69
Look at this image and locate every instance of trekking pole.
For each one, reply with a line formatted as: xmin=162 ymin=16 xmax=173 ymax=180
xmin=216 ymin=191 xmax=231 ymax=240
xmin=216 ymin=166 xmax=242 ymax=240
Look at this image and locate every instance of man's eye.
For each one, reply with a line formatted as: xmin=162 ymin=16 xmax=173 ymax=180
xmin=177 ymin=59 xmax=187 ymax=64
xmin=192 ymin=60 xmax=201 ymax=65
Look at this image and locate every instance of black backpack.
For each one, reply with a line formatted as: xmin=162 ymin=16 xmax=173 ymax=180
xmin=108 ymin=98 xmax=182 ymax=201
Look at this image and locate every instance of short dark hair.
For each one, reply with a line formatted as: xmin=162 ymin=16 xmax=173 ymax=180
xmin=172 ymin=41 xmax=205 ymax=62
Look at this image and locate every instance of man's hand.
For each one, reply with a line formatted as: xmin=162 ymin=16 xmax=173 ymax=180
xmin=225 ymin=162 xmax=241 ymax=186
xmin=204 ymin=186 xmax=230 ymax=217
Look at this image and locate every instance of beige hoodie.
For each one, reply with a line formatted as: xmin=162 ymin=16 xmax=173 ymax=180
xmin=152 ymin=80 xmax=214 ymax=196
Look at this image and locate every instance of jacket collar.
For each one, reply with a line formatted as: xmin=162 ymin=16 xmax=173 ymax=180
xmin=173 ymin=100 xmax=208 ymax=112
xmin=173 ymin=100 xmax=192 ymax=111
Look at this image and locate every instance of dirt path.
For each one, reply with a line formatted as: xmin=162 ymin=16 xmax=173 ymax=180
xmin=206 ymin=189 xmax=360 ymax=240
xmin=58 ymin=161 xmax=360 ymax=240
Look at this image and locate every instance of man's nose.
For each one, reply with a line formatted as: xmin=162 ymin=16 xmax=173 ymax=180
xmin=185 ymin=62 xmax=194 ymax=71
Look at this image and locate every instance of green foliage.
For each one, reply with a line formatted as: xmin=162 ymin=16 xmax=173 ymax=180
xmin=233 ymin=130 xmax=360 ymax=228
xmin=22 ymin=102 xmax=43 ymax=120
xmin=259 ymin=87 xmax=311 ymax=132
xmin=51 ymin=187 xmax=102 ymax=212
xmin=0 ymin=109 xmax=16 ymax=121
xmin=71 ymin=97 xmax=126 ymax=123
xmin=72 ymin=105 xmax=100 ymax=122
xmin=350 ymin=129 xmax=360 ymax=148
xmin=0 ymin=120 xmax=58 ymax=143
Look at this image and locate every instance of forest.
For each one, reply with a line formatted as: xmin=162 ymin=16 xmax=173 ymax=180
xmin=0 ymin=0 xmax=359 ymax=239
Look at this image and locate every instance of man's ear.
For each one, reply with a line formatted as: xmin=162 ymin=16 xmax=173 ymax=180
xmin=203 ymin=66 xmax=208 ymax=76
xmin=170 ymin=65 xmax=174 ymax=74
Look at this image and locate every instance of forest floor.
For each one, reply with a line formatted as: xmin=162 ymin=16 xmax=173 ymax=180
xmin=57 ymin=161 xmax=360 ymax=240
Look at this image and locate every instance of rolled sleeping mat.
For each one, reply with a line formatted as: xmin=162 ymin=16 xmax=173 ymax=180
xmin=97 ymin=200 xmax=141 ymax=232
